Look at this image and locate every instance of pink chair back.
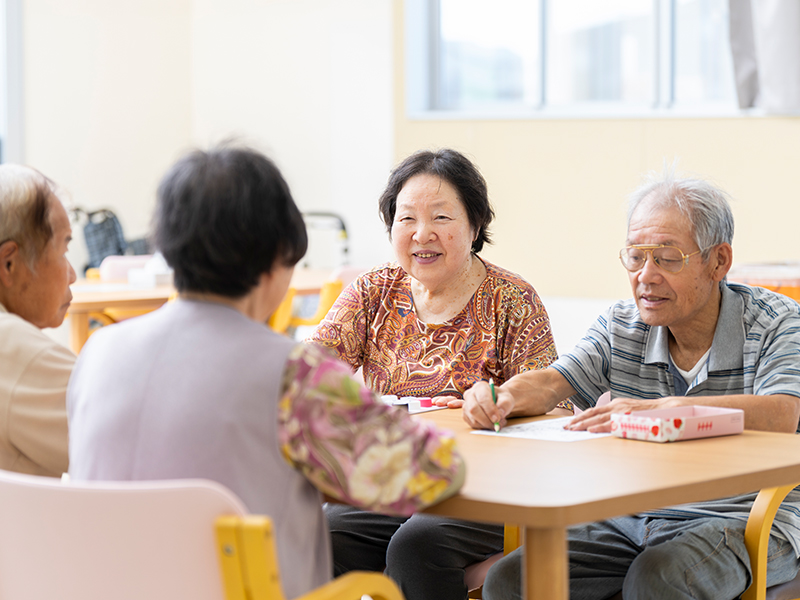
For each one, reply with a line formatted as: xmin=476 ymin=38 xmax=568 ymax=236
xmin=0 ymin=469 xmax=247 ymax=600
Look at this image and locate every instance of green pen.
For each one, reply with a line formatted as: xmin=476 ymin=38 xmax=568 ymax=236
xmin=489 ymin=378 xmax=500 ymax=432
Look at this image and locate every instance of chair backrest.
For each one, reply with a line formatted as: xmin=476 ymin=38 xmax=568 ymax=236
xmin=82 ymin=209 xmax=128 ymax=270
xmin=329 ymin=265 xmax=368 ymax=289
xmin=287 ymin=265 xmax=369 ymax=330
xmin=0 ymin=469 xmax=247 ymax=600
xmin=289 ymin=279 xmax=344 ymax=328
xmin=268 ymin=287 xmax=297 ymax=333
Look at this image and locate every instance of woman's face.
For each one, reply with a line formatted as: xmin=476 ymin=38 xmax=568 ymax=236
xmin=391 ymin=173 xmax=476 ymax=293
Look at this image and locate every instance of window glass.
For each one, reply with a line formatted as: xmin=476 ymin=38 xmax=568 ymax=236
xmin=422 ymin=0 xmax=737 ymax=114
xmin=438 ymin=0 xmax=541 ymax=109
xmin=673 ymin=0 xmax=736 ymax=105
xmin=546 ymin=0 xmax=654 ymax=106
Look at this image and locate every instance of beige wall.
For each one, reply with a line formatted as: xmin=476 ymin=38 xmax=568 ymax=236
xmin=23 ymin=0 xmax=800 ymax=303
xmin=22 ymin=0 xmax=395 ymax=347
xmin=22 ymin=0 xmax=395 ymax=274
xmin=392 ymin=0 xmax=800 ymax=299
xmin=191 ymin=0 xmax=395 ymax=269
xmin=24 ymin=0 xmax=194 ymax=271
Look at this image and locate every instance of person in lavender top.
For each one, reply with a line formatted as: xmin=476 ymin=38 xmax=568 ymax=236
xmin=66 ymin=145 xmax=464 ymax=600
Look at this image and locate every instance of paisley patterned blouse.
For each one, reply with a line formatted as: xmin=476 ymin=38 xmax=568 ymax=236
xmin=308 ymin=260 xmax=558 ymax=398
xmin=279 ymin=342 xmax=464 ymax=516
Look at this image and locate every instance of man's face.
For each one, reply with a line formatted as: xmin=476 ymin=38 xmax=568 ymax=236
xmin=626 ymin=198 xmax=721 ymax=333
xmin=15 ymin=199 xmax=77 ymax=328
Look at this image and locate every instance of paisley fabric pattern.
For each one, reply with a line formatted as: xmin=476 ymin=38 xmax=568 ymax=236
xmin=279 ymin=343 xmax=463 ymax=516
xmin=309 ymin=260 xmax=558 ymax=398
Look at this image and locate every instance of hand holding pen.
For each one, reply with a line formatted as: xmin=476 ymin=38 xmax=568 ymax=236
xmin=462 ymin=378 xmax=509 ymax=431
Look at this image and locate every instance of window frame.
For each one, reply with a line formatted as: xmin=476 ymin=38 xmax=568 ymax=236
xmin=1 ymin=0 xmax=23 ymax=163
xmin=405 ymin=0 xmax=747 ymax=120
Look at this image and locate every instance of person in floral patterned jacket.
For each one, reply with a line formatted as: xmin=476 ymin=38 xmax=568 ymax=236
xmin=66 ymin=145 xmax=464 ymax=600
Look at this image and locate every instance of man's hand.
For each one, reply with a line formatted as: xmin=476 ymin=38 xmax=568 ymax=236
xmin=567 ymin=396 xmax=681 ymax=433
xmin=462 ymin=381 xmax=515 ymax=430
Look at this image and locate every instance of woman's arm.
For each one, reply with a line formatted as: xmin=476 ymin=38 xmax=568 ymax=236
xmin=495 ymin=277 xmax=570 ymax=411
xmin=305 ymin=278 xmax=369 ymax=371
xmin=499 ymin=284 xmax=558 ymax=380
xmin=278 ymin=344 xmax=465 ymax=516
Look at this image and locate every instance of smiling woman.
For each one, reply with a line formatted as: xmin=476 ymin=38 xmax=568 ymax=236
xmin=308 ymin=148 xmax=560 ymax=600
xmin=310 ymin=148 xmax=557 ymax=400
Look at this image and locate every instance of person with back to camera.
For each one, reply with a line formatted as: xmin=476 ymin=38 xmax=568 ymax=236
xmin=66 ymin=145 xmax=466 ymax=599
xmin=463 ymin=169 xmax=800 ymax=600
xmin=0 ymin=164 xmax=76 ymax=476
xmin=308 ymin=148 xmax=566 ymax=599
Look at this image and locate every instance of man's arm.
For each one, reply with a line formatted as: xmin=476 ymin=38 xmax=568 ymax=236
xmin=462 ymin=367 xmax=577 ymax=430
xmin=568 ymin=393 xmax=800 ymax=434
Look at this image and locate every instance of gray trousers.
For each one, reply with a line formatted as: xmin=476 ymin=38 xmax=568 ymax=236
xmin=482 ymin=515 xmax=800 ymax=600
xmin=325 ymin=503 xmax=504 ymax=600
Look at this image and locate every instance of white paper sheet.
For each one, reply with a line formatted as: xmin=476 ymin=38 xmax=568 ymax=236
xmin=471 ymin=416 xmax=611 ymax=442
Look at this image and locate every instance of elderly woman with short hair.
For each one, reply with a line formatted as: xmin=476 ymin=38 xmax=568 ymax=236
xmin=66 ymin=146 xmax=465 ymax=599
xmin=309 ymin=148 xmax=561 ymax=600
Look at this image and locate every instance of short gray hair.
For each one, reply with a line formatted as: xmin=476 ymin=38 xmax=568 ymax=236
xmin=627 ymin=168 xmax=734 ymax=259
xmin=0 ymin=165 xmax=59 ymax=267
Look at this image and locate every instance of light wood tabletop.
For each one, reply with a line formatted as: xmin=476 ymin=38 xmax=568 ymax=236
xmin=415 ymin=409 xmax=800 ymax=600
xmin=66 ymin=268 xmax=333 ymax=354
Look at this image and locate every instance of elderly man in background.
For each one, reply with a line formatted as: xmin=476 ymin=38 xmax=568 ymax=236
xmin=0 ymin=165 xmax=75 ymax=476
xmin=464 ymin=171 xmax=800 ymax=599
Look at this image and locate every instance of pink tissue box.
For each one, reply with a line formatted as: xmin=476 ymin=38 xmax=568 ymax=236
xmin=610 ymin=406 xmax=744 ymax=443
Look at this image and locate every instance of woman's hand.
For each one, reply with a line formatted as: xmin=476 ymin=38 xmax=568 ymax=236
xmin=432 ymin=396 xmax=464 ymax=409
xmin=566 ymin=396 xmax=682 ymax=433
xmin=462 ymin=381 xmax=515 ymax=430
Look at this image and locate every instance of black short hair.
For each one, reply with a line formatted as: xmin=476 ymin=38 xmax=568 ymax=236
xmin=378 ymin=149 xmax=494 ymax=253
xmin=154 ymin=146 xmax=307 ymax=297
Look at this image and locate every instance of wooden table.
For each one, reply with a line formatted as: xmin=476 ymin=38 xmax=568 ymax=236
xmin=416 ymin=409 xmax=800 ymax=600
xmin=67 ymin=283 xmax=175 ymax=354
xmin=67 ymin=268 xmax=332 ymax=354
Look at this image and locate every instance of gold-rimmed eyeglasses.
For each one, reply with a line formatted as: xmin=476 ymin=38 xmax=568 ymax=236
xmin=619 ymin=244 xmax=711 ymax=274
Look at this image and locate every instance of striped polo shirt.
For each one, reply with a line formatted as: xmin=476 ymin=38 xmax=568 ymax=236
xmin=553 ymin=281 xmax=800 ymax=554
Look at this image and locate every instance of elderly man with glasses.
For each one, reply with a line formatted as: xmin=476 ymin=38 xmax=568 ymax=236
xmin=0 ymin=165 xmax=76 ymax=476
xmin=463 ymin=171 xmax=800 ymax=600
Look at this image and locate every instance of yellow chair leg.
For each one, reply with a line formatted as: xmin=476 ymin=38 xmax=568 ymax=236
xmin=742 ymin=483 xmax=799 ymax=600
xmin=217 ymin=515 xmax=405 ymax=600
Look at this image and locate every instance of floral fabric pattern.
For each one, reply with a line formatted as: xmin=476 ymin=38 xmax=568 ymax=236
xmin=308 ymin=260 xmax=558 ymax=398
xmin=279 ymin=343 xmax=463 ymax=516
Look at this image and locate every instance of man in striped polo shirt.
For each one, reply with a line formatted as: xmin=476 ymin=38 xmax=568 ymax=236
xmin=464 ymin=172 xmax=800 ymax=599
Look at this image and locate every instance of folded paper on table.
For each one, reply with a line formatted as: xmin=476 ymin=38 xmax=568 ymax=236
xmin=380 ymin=395 xmax=446 ymax=414
xmin=610 ymin=406 xmax=744 ymax=443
